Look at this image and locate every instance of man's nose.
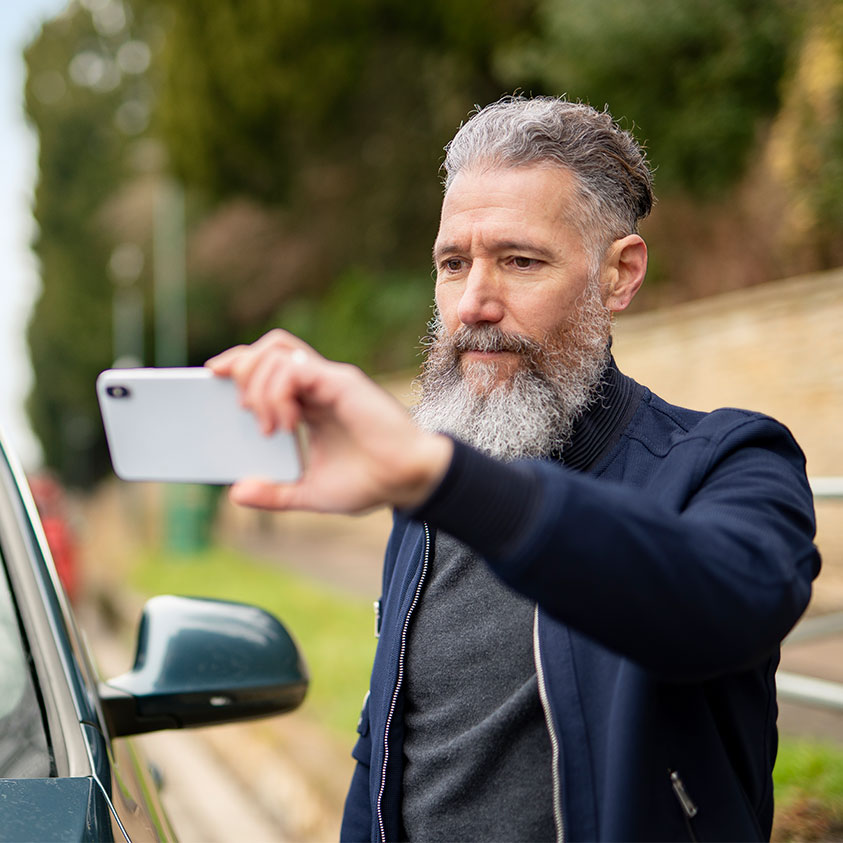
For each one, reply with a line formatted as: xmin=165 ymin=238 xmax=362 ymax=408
xmin=456 ymin=261 xmax=505 ymax=326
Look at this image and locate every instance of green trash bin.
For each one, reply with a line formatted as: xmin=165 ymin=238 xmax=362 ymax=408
xmin=164 ymin=484 xmax=219 ymax=554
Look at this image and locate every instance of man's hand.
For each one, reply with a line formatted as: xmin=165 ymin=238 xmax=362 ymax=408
xmin=206 ymin=330 xmax=453 ymax=514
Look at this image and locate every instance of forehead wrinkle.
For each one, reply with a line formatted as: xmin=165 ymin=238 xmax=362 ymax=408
xmin=433 ymin=235 xmax=559 ymax=263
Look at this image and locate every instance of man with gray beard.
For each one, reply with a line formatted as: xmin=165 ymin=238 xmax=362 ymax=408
xmin=209 ymin=96 xmax=819 ymax=842
xmin=413 ymin=281 xmax=612 ymax=460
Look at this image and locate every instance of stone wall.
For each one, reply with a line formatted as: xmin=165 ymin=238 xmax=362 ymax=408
xmin=613 ymin=268 xmax=843 ymax=475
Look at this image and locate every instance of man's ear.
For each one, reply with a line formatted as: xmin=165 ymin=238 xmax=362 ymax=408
xmin=601 ymin=235 xmax=647 ymax=313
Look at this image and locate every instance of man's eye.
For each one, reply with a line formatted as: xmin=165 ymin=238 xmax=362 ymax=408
xmin=512 ymin=256 xmax=537 ymax=269
xmin=444 ymin=258 xmax=463 ymax=272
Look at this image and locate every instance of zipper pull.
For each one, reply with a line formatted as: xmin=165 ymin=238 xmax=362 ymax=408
xmin=373 ymin=599 xmax=382 ymax=638
xmin=670 ymin=770 xmax=698 ymax=818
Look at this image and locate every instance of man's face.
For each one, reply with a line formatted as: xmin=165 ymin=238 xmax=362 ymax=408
xmin=433 ymin=164 xmax=604 ymax=392
xmin=414 ymin=164 xmax=616 ymax=459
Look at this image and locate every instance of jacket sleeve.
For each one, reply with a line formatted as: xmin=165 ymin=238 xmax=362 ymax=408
xmin=410 ymin=414 xmax=820 ymax=681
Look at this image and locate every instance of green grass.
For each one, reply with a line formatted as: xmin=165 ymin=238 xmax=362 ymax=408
xmin=129 ymin=545 xmax=376 ymax=737
xmin=773 ymin=738 xmax=843 ymax=840
xmin=775 ymin=738 xmax=843 ymax=804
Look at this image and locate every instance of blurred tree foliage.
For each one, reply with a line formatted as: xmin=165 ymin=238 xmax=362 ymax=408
xmin=504 ymin=0 xmax=798 ymax=196
xmin=24 ymin=0 xmax=538 ymax=485
xmin=24 ymin=2 xmax=157 ymax=485
xmin=142 ymin=0 xmax=538 ymax=360
xmin=276 ymin=268 xmax=436 ymax=371
xmin=148 ymin=0 xmax=535 ymax=203
xmin=23 ymin=0 xmax=843 ymax=485
xmin=765 ymin=0 xmax=843 ymax=265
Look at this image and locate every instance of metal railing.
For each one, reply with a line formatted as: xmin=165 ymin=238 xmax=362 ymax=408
xmin=810 ymin=476 xmax=843 ymax=501
xmin=776 ymin=671 xmax=843 ymax=711
xmin=776 ymin=477 xmax=843 ymax=712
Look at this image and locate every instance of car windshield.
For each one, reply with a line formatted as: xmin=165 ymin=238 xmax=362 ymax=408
xmin=0 ymin=552 xmax=51 ymax=777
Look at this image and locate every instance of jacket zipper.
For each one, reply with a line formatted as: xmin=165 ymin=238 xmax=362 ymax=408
xmin=376 ymin=522 xmax=431 ymax=843
xmin=534 ymin=606 xmax=565 ymax=843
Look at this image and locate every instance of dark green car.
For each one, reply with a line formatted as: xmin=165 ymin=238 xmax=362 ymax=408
xmin=0 ymin=432 xmax=308 ymax=841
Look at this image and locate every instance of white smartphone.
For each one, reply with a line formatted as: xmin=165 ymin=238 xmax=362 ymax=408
xmin=96 ymin=368 xmax=303 ymax=484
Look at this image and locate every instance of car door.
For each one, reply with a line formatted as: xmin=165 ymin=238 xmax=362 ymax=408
xmin=0 ymin=437 xmax=172 ymax=841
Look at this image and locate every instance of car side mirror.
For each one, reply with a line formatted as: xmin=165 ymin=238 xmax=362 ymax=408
xmin=99 ymin=595 xmax=308 ymax=738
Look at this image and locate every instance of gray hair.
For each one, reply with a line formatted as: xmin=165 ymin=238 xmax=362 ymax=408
xmin=442 ymin=96 xmax=654 ymax=258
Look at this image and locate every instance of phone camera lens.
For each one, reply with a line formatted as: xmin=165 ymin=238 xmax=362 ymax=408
xmin=106 ymin=385 xmax=131 ymax=398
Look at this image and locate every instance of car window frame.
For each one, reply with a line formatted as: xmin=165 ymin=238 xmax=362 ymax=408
xmin=0 ymin=443 xmax=93 ymax=779
xmin=0 ymin=545 xmax=53 ymax=777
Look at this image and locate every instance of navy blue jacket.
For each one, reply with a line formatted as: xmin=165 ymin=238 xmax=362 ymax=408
xmin=341 ymin=378 xmax=820 ymax=842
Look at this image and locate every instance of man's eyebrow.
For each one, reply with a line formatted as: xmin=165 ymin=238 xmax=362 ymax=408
xmin=432 ymin=240 xmax=558 ymax=261
xmin=493 ymin=240 xmax=557 ymax=260
xmin=432 ymin=242 xmax=460 ymax=261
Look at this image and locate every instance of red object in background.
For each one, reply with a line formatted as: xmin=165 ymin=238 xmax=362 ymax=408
xmin=27 ymin=473 xmax=79 ymax=604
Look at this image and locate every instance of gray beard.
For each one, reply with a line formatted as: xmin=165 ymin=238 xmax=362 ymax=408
xmin=412 ymin=283 xmax=612 ymax=460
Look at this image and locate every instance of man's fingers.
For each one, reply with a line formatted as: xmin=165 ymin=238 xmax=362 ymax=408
xmin=205 ymin=345 xmax=249 ymax=374
xmin=229 ymin=477 xmax=305 ymax=511
xmin=245 ymin=349 xmax=322 ymax=432
xmin=207 ymin=332 xmax=328 ymax=438
xmin=250 ymin=328 xmax=319 ymax=359
xmin=207 ymin=330 xmax=315 ymax=376
xmin=242 ymin=351 xmax=288 ymax=432
xmin=262 ymin=365 xmax=303 ymax=432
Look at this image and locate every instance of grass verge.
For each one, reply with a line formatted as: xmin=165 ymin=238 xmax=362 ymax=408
xmin=129 ymin=544 xmax=376 ymax=738
xmin=773 ymin=738 xmax=843 ymax=841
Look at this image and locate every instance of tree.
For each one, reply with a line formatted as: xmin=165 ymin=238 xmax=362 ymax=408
xmin=505 ymin=0 xmax=798 ymax=196
xmin=24 ymin=0 xmax=541 ymax=484
xmin=766 ymin=0 xmax=843 ymax=268
xmin=138 ymin=0 xmax=540 ymax=350
xmin=25 ymin=0 xmax=158 ymax=486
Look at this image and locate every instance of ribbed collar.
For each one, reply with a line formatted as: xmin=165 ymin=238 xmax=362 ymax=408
xmin=554 ymin=355 xmax=644 ymax=473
